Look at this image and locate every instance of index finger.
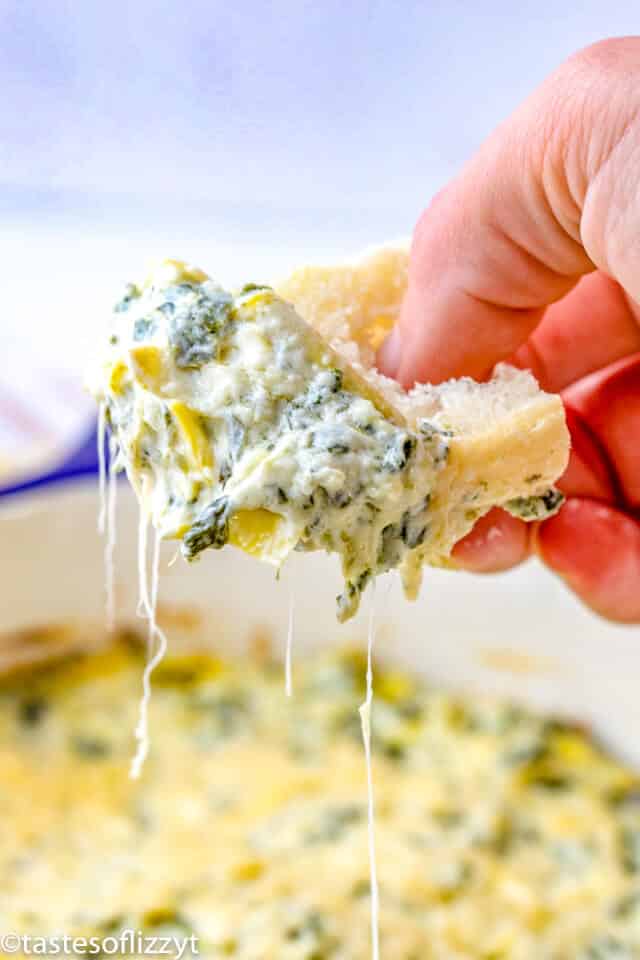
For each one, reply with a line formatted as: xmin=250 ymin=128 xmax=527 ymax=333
xmin=378 ymin=38 xmax=640 ymax=387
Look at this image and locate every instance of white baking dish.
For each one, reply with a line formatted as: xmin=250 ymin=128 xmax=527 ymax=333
xmin=1 ymin=477 xmax=638 ymax=765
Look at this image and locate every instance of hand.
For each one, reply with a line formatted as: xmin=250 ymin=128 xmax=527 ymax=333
xmin=378 ymin=38 xmax=640 ymax=623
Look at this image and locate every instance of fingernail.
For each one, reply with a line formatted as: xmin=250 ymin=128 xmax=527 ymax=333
xmin=377 ymin=327 xmax=403 ymax=377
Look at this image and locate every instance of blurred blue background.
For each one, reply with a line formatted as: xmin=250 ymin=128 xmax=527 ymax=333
xmin=2 ymin=0 xmax=639 ymax=229
xmin=0 ymin=1 xmax=638 ymax=474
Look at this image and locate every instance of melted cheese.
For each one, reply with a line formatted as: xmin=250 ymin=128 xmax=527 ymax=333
xmin=131 ymin=517 xmax=168 ymax=779
xmin=285 ymin=586 xmax=294 ymax=698
xmin=104 ymin=438 xmax=118 ymax=632
xmin=97 ymin=405 xmax=118 ymax=632
xmin=97 ymin=402 xmax=107 ymax=535
xmin=88 ymin=260 xmax=451 ymax=622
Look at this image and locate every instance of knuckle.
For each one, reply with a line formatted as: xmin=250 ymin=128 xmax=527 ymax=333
xmin=536 ymin=38 xmax=640 ymax=252
xmin=566 ymin=36 xmax=640 ymax=77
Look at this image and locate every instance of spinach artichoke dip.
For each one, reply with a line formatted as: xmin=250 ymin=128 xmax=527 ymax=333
xmin=3 ymin=626 xmax=640 ymax=959
xmin=89 ymin=258 xmax=567 ymax=621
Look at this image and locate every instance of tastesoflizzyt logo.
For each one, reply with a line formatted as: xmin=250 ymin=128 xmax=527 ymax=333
xmin=0 ymin=930 xmax=199 ymax=957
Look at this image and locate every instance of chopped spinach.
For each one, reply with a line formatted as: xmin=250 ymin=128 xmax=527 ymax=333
xmin=608 ymin=784 xmax=640 ymax=810
xmin=613 ymin=890 xmax=640 ymax=920
xmin=168 ymin=285 xmax=234 ymax=369
xmin=380 ymin=739 xmax=407 ymax=763
xmin=378 ymin=501 xmax=430 ymax=567
xmin=302 ymin=487 xmax=329 ymax=511
xmin=264 ymin=483 xmax=288 ymax=505
xmin=218 ymin=460 xmax=232 ymax=487
xmin=336 ymin=569 xmax=371 ymax=622
xmin=401 ymin=520 xmax=427 ymax=550
xmin=418 ymin=419 xmax=452 ymax=466
xmin=304 ymin=804 xmax=364 ymax=844
xmin=142 ymin=907 xmax=192 ymax=933
xmin=284 ymin=909 xmax=338 ymax=955
xmin=18 ymin=696 xmax=48 ymax=728
xmin=330 ymin=488 xmax=352 ymax=509
xmin=189 ymin=690 xmax=249 ymax=740
xmin=239 ymin=282 xmax=272 ymax=295
xmin=133 ymin=315 xmax=157 ymax=341
xmin=581 ymin=936 xmax=634 ymax=959
xmin=482 ymin=812 xmax=515 ymax=856
xmin=432 ymin=809 xmax=465 ymax=830
xmin=620 ymin=827 xmax=640 ymax=874
xmin=400 ymin=498 xmax=430 ymax=549
xmin=378 ymin=522 xmax=403 ymax=569
xmin=382 ymin=433 xmax=416 ymax=472
xmin=182 ymin=497 xmax=230 ymax=559
xmin=529 ymin=773 xmax=572 ymax=791
xmin=306 ymin=368 xmax=343 ymax=405
xmin=93 ymin=915 xmax=127 ymax=935
xmin=312 ymin=425 xmax=353 ymax=455
xmin=351 ymin=879 xmax=371 ymax=899
xmin=113 ymin=283 xmax=140 ymax=313
xmin=71 ymin=735 xmax=111 ymax=759
xmin=505 ymin=488 xmax=564 ymax=520
xmin=226 ymin=414 xmax=245 ymax=463
xmin=502 ymin=740 xmax=548 ymax=767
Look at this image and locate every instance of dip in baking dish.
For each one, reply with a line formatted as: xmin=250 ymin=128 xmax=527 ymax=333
xmin=1 ymin=626 xmax=640 ymax=958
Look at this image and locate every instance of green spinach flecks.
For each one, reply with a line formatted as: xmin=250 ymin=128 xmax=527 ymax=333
xmin=183 ymin=497 xmax=230 ymax=558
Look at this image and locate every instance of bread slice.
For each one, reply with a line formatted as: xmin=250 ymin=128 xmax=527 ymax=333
xmin=276 ymin=244 xmax=570 ymax=597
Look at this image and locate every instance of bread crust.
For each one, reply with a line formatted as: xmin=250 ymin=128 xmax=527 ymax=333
xmin=276 ymin=245 xmax=571 ymax=584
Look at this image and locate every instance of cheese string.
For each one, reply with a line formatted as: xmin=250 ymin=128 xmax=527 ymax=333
xmin=131 ymin=518 xmax=168 ymax=779
xmin=97 ymin=403 xmax=107 ymax=534
xmin=285 ymin=585 xmax=295 ymax=697
xmin=136 ymin=504 xmax=151 ymax=619
xmin=104 ymin=436 xmax=118 ymax=633
xmin=360 ymin=578 xmax=380 ymax=960
xmin=98 ymin=405 xmax=118 ymax=631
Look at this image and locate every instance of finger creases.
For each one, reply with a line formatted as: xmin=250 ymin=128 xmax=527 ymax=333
xmin=562 ymin=352 xmax=640 ymax=509
xmin=511 ymin=272 xmax=640 ymax=392
xmin=378 ymin=37 xmax=640 ymax=387
xmin=558 ymin=406 xmax=617 ymax=503
xmin=536 ymin=498 xmax=640 ymax=623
